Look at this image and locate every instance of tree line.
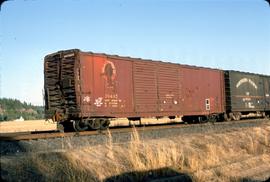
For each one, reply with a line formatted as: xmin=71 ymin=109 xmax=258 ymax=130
xmin=0 ymin=98 xmax=44 ymax=121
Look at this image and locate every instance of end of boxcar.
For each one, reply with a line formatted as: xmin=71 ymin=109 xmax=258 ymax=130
xmin=44 ymin=49 xmax=82 ymax=131
xmin=44 ymin=49 xmax=112 ymax=132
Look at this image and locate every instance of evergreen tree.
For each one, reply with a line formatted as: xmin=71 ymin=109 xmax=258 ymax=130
xmin=0 ymin=98 xmax=44 ymax=121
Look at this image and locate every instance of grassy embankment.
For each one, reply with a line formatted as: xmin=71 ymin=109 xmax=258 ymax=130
xmin=1 ymin=122 xmax=270 ymax=181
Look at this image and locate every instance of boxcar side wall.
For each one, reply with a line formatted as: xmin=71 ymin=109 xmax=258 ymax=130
xmin=79 ymin=52 xmax=134 ymax=118
xmin=225 ymin=71 xmax=265 ymax=112
xmin=156 ymin=62 xmax=181 ymax=113
xmin=79 ymin=53 xmax=183 ymax=118
xmin=132 ymin=60 xmax=158 ymax=114
xmin=78 ymin=51 xmax=225 ymax=119
xmin=180 ymin=66 xmax=225 ymax=116
xmin=132 ymin=61 xmax=182 ymax=117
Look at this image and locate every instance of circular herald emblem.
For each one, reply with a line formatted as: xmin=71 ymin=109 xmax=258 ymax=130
xmin=102 ymin=61 xmax=116 ymax=86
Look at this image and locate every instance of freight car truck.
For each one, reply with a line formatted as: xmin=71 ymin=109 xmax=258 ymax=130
xmin=44 ymin=49 xmax=225 ymax=131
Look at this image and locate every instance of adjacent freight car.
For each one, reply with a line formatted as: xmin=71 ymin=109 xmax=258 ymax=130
xmin=224 ymin=71 xmax=270 ymax=120
xmin=44 ymin=49 xmax=225 ymax=131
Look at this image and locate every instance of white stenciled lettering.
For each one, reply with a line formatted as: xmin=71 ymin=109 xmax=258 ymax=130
xmin=248 ymin=102 xmax=255 ymax=108
xmin=236 ymin=78 xmax=258 ymax=89
xmin=94 ymin=97 xmax=103 ymax=107
xmin=83 ymin=96 xmax=90 ymax=103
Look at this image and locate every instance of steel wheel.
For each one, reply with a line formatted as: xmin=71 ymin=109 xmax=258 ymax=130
xmin=233 ymin=112 xmax=241 ymax=121
xmin=88 ymin=118 xmax=110 ymax=130
xmin=208 ymin=115 xmax=217 ymax=123
xmin=99 ymin=118 xmax=110 ymax=130
xmin=224 ymin=113 xmax=231 ymax=121
xmin=72 ymin=120 xmax=88 ymax=132
xmin=88 ymin=119 xmax=101 ymax=130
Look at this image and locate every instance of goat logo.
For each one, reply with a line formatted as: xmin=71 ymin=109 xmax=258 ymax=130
xmin=102 ymin=61 xmax=116 ymax=87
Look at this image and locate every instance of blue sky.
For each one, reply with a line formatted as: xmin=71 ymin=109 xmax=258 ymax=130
xmin=1 ymin=0 xmax=270 ymax=105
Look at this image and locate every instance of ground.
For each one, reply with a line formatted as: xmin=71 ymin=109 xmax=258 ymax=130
xmin=1 ymin=120 xmax=270 ymax=181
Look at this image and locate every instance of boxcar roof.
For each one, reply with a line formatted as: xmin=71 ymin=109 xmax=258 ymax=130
xmin=82 ymin=50 xmax=223 ymax=72
xmin=45 ymin=49 xmax=269 ymax=76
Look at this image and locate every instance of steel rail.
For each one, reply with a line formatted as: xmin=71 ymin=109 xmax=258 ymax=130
xmin=0 ymin=118 xmax=269 ymax=141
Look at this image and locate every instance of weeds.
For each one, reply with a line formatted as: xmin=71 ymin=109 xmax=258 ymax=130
xmin=1 ymin=123 xmax=270 ymax=181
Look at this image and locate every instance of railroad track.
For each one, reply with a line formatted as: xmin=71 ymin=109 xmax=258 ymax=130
xmin=0 ymin=118 xmax=269 ymax=155
xmin=0 ymin=118 xmax=269 ymax=141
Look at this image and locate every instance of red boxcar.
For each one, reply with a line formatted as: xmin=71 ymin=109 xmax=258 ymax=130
xmin=44 ymin=49 xmax=225 ymax=131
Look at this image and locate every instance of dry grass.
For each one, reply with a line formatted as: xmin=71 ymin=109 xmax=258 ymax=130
xmin=0 ymin=117 xmax=181 ymax=133
xmin=109 ymin=117 xmax=182 ymax=127
xmin=1 ymin=122 xmax=270 ymax=182
xmin=0 ymin=120 xmax=57 ymax=133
